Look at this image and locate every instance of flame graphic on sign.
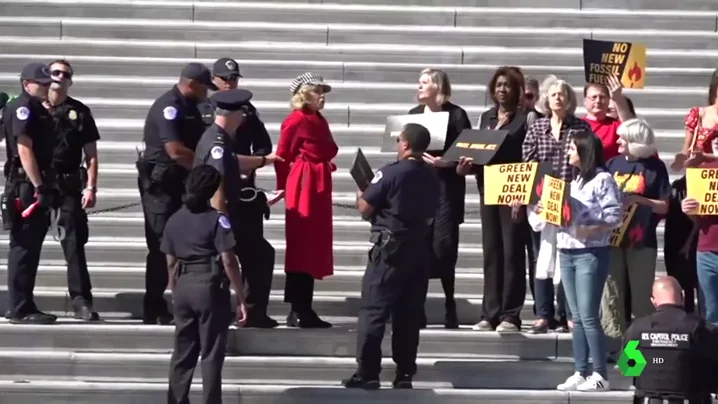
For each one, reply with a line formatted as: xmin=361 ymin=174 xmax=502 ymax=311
xmin=535 ymin=177 xmax=544 ymax=198
xmin=627 ymin=62 xmax=643 ymax=88
xmin=563 ymin=201 xmax=572 ymax=223
xmin=628 ymin=225 xmax=644 ymax=246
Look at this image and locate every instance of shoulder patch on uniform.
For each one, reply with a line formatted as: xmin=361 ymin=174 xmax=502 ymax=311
xmin=218 ymin=215 xmax=231 ymax=230
xmin=15 ymin=106 xmax=29 ymax=121
xmin=163 ymin=106 xmax=178 ymax=120
xmin=211 ymin=146 xmax=224 ymax=160
xmin=371 ymin=170 xmax=383 ymax=184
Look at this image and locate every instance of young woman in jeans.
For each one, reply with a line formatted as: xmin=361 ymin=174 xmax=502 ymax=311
xmin=538 ymin=131 xmax=623 ymax=391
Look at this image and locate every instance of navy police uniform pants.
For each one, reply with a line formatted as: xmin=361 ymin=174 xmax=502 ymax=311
xmin=167 ymin=264 xmax=231 ymax=404
xmin=7 ymin=182 xmax=92 ymax=316
xmin=355 ymin=244 xmax=430 ymax=379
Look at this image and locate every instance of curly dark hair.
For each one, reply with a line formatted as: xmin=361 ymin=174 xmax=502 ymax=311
xmin=488 ymin=66 xmax=525 ymax=108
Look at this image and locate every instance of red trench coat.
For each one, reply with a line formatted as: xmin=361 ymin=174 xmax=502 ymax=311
xmin=275 ymin=108 xmax=338 ymax=280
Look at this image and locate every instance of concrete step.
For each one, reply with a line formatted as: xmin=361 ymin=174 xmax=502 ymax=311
xmin=79 ymin=213 xmax=669 ymax=245
xmin=0 ymin=380 xmax=634 ymax=404
xmin=0 ymin=350 xmax=635 ymax=390
xmin=48 ymin=163 xmax=684 ymax=196
xmin=1 ymin=16 xmax=717 ymax=50
xmin=0 ymin=74 xmax=708 ymax=110
xmin=2 ymin=36 xmax=718 ymax=69
xmin=0 ymin=319 xmax=571 ymax=358
xmin=0 ymin=286 xmax=541 ymax=324
xmin=1 ymin=1 xmax=715 ymax=31
xmin=1 ymin=54 xmax=715 ymax=88
xmin=44 ymin=98 xmax=691 ymax=131
xmin=0 ymin=236 xmax=675 ymax=273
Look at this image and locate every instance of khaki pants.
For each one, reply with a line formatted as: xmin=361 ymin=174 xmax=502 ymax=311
xmin=601 ymin=247 xmax=657 ymax=338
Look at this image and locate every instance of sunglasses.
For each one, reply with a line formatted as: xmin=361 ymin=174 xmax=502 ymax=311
xmin=51 ymin=70 xmax=73 ymax=80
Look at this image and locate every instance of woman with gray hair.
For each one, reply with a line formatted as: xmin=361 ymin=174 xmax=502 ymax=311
xmin=521 ymin=75 xmax=592 ymax=334
xmin=601 ymin=118 xmax=671 ymax=339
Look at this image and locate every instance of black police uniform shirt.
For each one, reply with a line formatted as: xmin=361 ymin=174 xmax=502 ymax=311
xmin=606 ymin=154 xmax=671 ymax=248
xmin=199 ymin=100 xmax=272 ymax=156
xmin=160 ymin=206 xmax=236 ymax=261
xmin=47 ymin=96 xmax=100 ymax=174
xmin=193 ymin=124 xmax=242 ymax=211
xmin=143 ymin=86 xmax=205 ymax=165
xmin=362 ymin=159 xmax=441 ymax=234
xmin=1 ymin=92 xmax=55 ymax=171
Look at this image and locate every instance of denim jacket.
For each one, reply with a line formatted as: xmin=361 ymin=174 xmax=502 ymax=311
xmin=557 ymin=170 xmax=623 ymax=249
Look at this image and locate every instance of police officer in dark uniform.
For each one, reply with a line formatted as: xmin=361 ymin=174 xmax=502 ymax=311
xmin=137 ymin=62 xmax=217 ymax=324
xmin=342 ymin=123 xmax=441 ymax=390
xmin=162 ymin=164 xmax=247 ymax=404
xmin=43 ymin=59 xmax=101 ymax=321
xmin=198 ymin=57 xmax=278 ymax=328
xmin=1 ymin=62 xmax=58 ymax=324
xmin=625 ymin=276 xmax=718 ymax=404
xmin=193 ymin=89 xmax=282 ymax=326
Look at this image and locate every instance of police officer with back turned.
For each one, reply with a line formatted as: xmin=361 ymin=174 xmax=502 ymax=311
xmin=343 ymin=123 xmax=440 ymax=390
xmin=199 ymin=57 xmax=278 ymax=328
xmin=625 ymin=276 xmax=718 ymax=404
xmin=1 ymin=62 xmax=57 ymax=324
xmin=137 ymin=62 xmax=217 ymax=324
xmin=163 ymin=164 xmax=247 ymax=404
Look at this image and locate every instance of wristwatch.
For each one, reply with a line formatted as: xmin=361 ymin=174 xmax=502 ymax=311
xmin=85 ymin=186 xmax=97 ymax=193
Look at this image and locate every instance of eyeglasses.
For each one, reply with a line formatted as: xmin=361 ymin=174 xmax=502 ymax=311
xmin=51 ymin=70 xmax=73 ymax=80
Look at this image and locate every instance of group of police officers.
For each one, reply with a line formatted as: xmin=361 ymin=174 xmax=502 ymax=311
xmin=1 ymin=58 xmax=718 ymax=403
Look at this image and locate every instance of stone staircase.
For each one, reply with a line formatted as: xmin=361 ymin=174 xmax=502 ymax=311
xmin=1 ymin=0 xmax=716 ymax=402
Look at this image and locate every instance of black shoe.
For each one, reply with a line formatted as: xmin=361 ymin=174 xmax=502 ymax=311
xmin=74 ymin=305 xmax=100 ymax=322
xmin=392 ymin=374 xmax=413 ymax=389
xmin=143 ymin=313 xmax=173 ymax=325
xmin=342 ymin=374 xmax=380 ymax=390
xmin=444 ymin=309 xmax=459 ymax=329
xmin=9 ymin=311 xmax=57 ymax=325
xmin=4 ymin=310 xmax=13 ymax=320
xmin=240 ymin=314 xmax=279 ymax=329
xmin=527 ymin=320 xmax=549 ymax=335
xmin=286 ymin=311 xmax=332 ymax=329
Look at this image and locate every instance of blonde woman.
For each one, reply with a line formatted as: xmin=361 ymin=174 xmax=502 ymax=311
xmin=409 ymin=68 xmax=472 ymax=329
xmin=601 ymin=119 xmax=670 ymax=338
xmin=272 ymin=72 xmax=337 ymax=328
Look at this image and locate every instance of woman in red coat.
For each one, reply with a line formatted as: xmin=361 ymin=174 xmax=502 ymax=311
xmin=271 ymin=72 xmax=337 ymax=328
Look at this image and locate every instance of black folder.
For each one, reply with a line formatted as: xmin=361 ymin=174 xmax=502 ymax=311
xmin=350 ymin=148 xmax=374 ymax=191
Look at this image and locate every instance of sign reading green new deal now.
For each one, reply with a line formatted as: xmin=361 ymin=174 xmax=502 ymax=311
xmin=617 ymin=340 xmax=648 ymax=376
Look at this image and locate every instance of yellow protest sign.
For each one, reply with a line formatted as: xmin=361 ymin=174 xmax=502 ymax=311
xmin=583 ymin=39 xmax=647 ymax=89
xmin=686 ymin=167 xmax=718 ymax=215
xmin=539 ymin=175 xmax=569 ymax=226
xmin=483 ymin=162 xmax=549 ymax=205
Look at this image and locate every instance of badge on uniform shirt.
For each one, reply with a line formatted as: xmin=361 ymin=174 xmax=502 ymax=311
xmin=15 ymin=106 xmax=29 ymax=121
xmin=218 ymin=215 xmax=231 ymax=230
xmin=371 ymin=170 xmax=383 ymax=184
xmin=211 ymin=146 xmax=224 ymax=160
xmin=68 ymin=110 xmax=77 ymax=120
xmin=163 ymin=106 xmax=177 ymax=120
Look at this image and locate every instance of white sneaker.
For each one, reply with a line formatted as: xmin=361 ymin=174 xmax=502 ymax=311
xmin=576 ymin=372 xmax=610 ymax=391
xmin=557 ymin=372 xmax=586 ymax=391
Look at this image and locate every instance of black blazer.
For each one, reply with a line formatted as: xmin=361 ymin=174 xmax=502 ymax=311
xmin=408 ymin=101 xmax=472 ymax=225
xmin=475 ymin=106 xmax=529 ymax=188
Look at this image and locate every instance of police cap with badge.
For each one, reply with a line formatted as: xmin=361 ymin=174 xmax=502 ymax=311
xmin=209 ymin=88 xmax=253 ymax=114
xmin=13 ymin=63 xmax=54 ymax=123
xmin=212 ymin=57 xmax=243 ymax=80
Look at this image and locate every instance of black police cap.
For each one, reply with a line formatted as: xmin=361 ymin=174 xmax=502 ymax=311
xmin=20 ymin=62 xmax=53 ymax=84
xmin=209 ymin=89 xmax=253 ymax=112
xmin=212 ymin=57 xmax=242 ymax=79
xmin=180 ymin=63 xmax=218 ymax=91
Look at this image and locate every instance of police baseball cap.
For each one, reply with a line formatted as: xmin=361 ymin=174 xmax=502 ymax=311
xmin=210 ymin=88 xmax=253 ymax=112
xmin=212 ymin=57 xmax=242 ymax=79
xmin=181 ymin=63 xmax=218 ymax=90
xmin=20 ymin=62 xmax=53 ymax=84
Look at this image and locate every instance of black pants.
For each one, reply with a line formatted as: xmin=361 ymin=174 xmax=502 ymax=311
xmin=167 ymin=269 xmax=231 ymax=404
xmin=665 ymin=247 xmax=701 ymax=315
xmin=284 ymin=272 xmax=315 ymax=313
xmin=355 ymin=244 xmax=430 ymax=379
xmin=427 ymin=209 xmax=460 ymax=313
xmin=478 ymin=190 xmax=527 ymax=328
xmin=138 ymin=176 xmax=182 ymax=317
xmin=232 ymin=200 xmax=274 ymax=318
xmin=526 ymin=225 xmax=537 ymax=308
xmin=7 ymin=182 xmax=92 ymax=315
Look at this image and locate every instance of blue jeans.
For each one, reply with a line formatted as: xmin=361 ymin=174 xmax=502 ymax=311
xmin=529 ymin=231 xmax=571 ymax=322
xmin=697 ymin=251 xmax=718 ymax=325
xmin=559 ymin=247 xmax=610 ymax=379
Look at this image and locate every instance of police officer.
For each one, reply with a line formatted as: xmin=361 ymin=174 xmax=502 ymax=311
xmin=199 ymin=57 xmax=277 ymax=328
xmin=342 ymin=123 xmax=441 ymax=390
xmin=625 ymin=276 xmax=718 ymax=404
xmin=1 ymin=62 xmax=58 ymax=324
xmin=137 ymin=62 xmax=216 ymax=324
xmin=162 ymin=164 xmax=248 ymax=404
xmin=193 ymin=89 xmax=282 ymax=326
xmin=43 ymin=59 xmax=101 ymax=321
